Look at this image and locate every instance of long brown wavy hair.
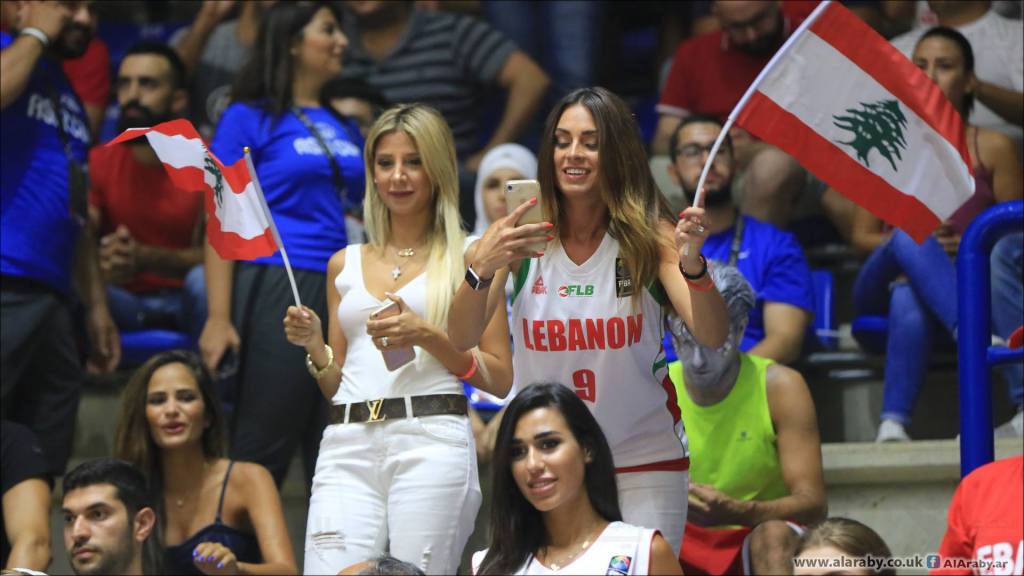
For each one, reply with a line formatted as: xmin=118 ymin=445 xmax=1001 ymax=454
xmin=537 ymin=87 xmax=675 ymax=300
xmin=113 ymin=351 xmax=226 ymax=493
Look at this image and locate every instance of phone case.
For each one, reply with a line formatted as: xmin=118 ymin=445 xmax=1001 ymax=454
xmin=371 ymin=299 xmax=416 ymax=371
xmin=505 ymin=179 xmax=547 ymax=253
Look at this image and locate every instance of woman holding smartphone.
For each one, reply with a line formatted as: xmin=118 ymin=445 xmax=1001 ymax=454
xmin=283 ymin=104 xmax=513 ymax=574
xmin=448 ymin=86 xmax=729 ymax=554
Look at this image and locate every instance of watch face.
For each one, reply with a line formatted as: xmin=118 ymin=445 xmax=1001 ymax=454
xmin=466 ymin=267 xmax=490 ymax=290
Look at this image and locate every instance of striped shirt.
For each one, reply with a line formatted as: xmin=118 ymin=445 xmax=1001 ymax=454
xmin=341 ymin=9 xmax=517 ymax=158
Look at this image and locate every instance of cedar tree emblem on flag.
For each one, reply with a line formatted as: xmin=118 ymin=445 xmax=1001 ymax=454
xmin=106 ymin=119 xmax=278 ymax=261
xmin=832 ymin=99 xmax=908 ymax=171
xmin=204 ymin=154 xmax=225 ymax=207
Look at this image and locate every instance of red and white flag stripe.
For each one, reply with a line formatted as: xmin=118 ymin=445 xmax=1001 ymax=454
xmin=733 ymin=1 xmax=974 ymax=242
xmin=108 ymin=119 xmax=277 ymax=260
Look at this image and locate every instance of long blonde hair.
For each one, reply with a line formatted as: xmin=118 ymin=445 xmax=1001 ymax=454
xmin=537 ymin=87 xmax=674 ymax=300
xmin=363 ymin=104 xmax=466 ymax=327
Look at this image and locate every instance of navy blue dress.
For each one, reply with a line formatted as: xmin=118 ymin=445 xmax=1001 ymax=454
xmin=164 ymin=461 xmax=261 ymax=574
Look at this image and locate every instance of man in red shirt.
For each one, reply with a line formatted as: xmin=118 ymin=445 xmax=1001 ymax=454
xmin=653 ymin=1 xmax=815 ymax=229
xmin=88 ymin=42 xmax=206 ymax=347
xmin=933 ymin=455 xmax=1023 ymax=576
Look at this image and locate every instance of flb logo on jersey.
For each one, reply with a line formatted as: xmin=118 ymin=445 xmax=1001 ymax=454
xmin=558 ymin=284 xmax=594 ymax=298
xmin=606 ymin=555 xmax=632 ymax=575
xmin=532 ymin=275 xmax=547 ymax=295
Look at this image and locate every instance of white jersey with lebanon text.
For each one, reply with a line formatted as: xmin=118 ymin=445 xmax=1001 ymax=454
xmin=511 ymin=233 xmax=687 ymax=469
xmin=472 ymin=521 xmax=657 ymax=575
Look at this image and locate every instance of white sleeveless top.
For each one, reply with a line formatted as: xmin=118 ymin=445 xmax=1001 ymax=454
xmin=511 ymin=234 xmax=687 ymax=469
xmin=472 ymin=522 xmax=656 ymax=575
xmin=331 ymin=243 xmax=464 ymax=404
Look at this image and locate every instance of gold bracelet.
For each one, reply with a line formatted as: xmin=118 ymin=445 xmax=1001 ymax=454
xmin=305 ymin=344 xmax=334 ymax=379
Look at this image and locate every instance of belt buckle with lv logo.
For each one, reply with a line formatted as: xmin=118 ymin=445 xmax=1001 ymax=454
xmin=366 ymin=399 xmax=386 ymax=423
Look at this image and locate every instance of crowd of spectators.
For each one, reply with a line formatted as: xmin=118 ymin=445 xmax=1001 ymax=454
xmin=1 ymin=0 xmax=1021 ymax=574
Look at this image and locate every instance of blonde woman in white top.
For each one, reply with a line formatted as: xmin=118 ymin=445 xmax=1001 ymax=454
xmin=284 ymin=104 xmax=513 ymax=574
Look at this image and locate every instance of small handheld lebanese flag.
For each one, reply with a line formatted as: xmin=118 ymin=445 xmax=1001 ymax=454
xmin=700 ymin=1 xmax=974 ymax=243
xmin=107 ymin=119 xmax=278 ymax=260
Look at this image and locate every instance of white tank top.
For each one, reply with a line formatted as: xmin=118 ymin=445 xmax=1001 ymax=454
xmin=472 ymin=521 xmax=656 ymax=575
xmin=511 ymin=234 xmax=687 ymax=469
xmin=331 ymin=243 xmax=463 ymax=404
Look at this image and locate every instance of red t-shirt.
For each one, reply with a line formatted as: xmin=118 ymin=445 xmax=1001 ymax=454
xmin=657 ymin=15 xmax=798 ymax=121
xmin=88 ymin=144 xmax=203 ymax=293
xmin=933 ymin=456 xmax=1023 ymax=575
xmin=62 ymin=36 xmax=110 ymax=108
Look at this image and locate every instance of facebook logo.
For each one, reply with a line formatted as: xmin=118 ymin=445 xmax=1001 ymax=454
xmin=926 ymin=554 xmax=940 ymax=569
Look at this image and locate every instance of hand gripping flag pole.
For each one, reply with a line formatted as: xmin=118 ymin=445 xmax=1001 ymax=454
xmin=683 ymin=0 xmax=833 ymax=258
xmin=243 ymin=147 xmax=303 ymax=308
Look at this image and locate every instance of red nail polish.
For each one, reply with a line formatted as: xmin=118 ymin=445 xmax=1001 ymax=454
xmin=546 ymin=235 xmax=554 ymax=241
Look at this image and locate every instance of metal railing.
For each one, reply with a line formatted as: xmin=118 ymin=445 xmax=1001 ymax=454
xmin=957 ymin=200 xmax=1024 ymax=477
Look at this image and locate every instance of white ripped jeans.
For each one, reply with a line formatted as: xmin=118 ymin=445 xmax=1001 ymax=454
xmin=617 ymin=470 xmax=689 ymax=556
xmin=304 ymin=415 xmax=481 ymax=575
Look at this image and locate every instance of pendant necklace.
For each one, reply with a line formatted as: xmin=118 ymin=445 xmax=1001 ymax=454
xmin=391 ymin=247 xmax=418 ymax=281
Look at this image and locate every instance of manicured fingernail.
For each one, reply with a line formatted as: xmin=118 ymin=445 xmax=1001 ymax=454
xmin=217 ymin=562 xmax=224 ymax=569
xmin=530 ymin=197 xmax=538 ymax=204
xmin=192 ymin=549 xmax=199 ymax=557
xmin=546 ymin=235 xmax=554 ymax=241
xmin=535 ymin=251 xmax=544 ymax=257
xmin=545 ymin=222 xmax=555 ymax=229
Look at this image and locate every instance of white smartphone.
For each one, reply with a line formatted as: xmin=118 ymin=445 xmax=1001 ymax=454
xmin=505 ymin=179 xmax=547 ymax=253
xmin=370 ymin=298 xmax=415 ymax=371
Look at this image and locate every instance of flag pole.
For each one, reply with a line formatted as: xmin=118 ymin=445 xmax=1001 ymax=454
xmin=243 ymin=147 xmax=303 ymax=308
xmin=690 ymin=0 xmax=834 ymax=210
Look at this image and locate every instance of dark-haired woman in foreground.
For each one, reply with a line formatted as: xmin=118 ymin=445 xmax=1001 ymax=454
xmin=473 ymin=383 xmax=682 ymax=575
xmin=113 ymin=350 xmax=296 ymax=574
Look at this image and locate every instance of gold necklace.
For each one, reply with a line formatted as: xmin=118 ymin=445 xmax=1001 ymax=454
xmin=544 ymin=524 xmax=603 ymax=571
xmin=388 ymin=245 xmax=422 ymax=281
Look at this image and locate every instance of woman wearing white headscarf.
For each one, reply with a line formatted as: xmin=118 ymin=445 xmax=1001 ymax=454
xmin=468 ymin=144 xmax=537 ymax=461
xmin=472 ymin=144 xmax=538 ymax=237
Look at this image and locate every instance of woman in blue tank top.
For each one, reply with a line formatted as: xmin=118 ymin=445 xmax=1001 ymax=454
xmin=114 ymin=350 xmax=297 ymax=574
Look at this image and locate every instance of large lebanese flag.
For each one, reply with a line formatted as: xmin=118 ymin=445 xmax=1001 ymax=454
xmin=734 ymin=1 xmax=974 ymax=242
xmin=107 ymin=119 xmax=277 ymax=260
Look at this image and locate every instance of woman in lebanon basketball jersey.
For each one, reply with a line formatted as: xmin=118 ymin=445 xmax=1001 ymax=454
xmin=472 ymin=383 xmax=682 ymax=575
xmin=449 ymin=86 xmax=728 ymax=554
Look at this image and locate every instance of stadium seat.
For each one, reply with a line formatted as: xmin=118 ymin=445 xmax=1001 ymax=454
xmin=464 ymin=381 xmax=504 ymax=413
xmin=810 ymin=269 xmax=838 ymax=351
xmin=118 ymin=329 xmax=191 ymax=369
xmin=852 ymin=315 xmax=889 ymax=355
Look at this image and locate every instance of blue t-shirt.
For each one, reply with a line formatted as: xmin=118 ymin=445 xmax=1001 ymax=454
xmin=211 ymin=103 xmax=364 ymax=272
xmin=1 ymin=32 xmax=91 ymax=295
xmin=702 ymin=215 xmax=814 ymax=351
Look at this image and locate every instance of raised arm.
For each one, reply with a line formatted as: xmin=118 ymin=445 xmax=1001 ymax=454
xmin=0 ymin=1 xmax=69 ymax=109
xmin=467 ymin=51 xmax=550 ymax=170
xmin=173 ymin=1 xmax=236 ymax=78
xmin=661 ymin=203 xmax=728 ymax=348
xmin=447 ymin=199 xmax=552 ymax=351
